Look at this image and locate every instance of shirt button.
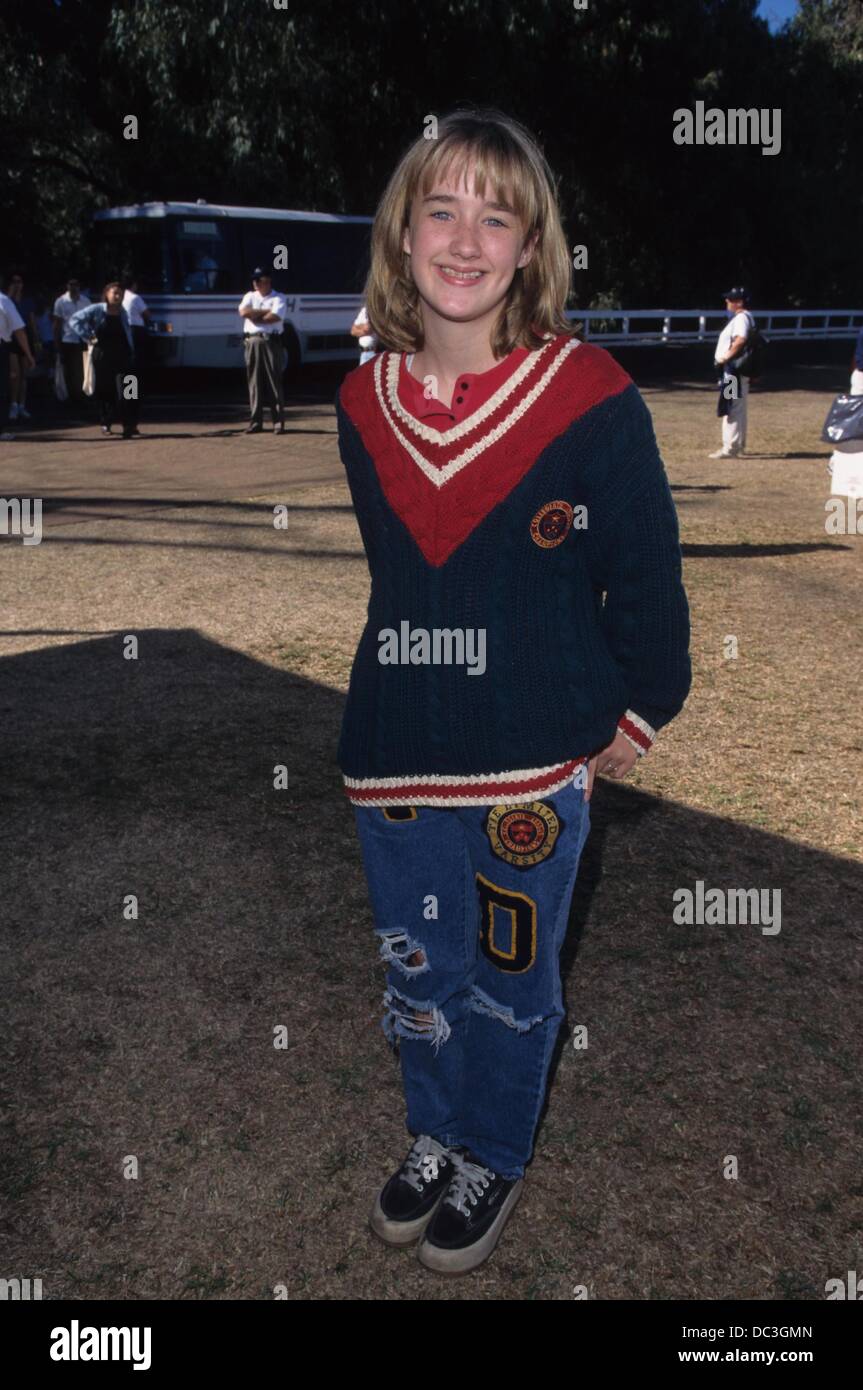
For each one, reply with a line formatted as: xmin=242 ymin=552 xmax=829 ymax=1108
xmin=455 ymin=396 xmax=463 ymax=404
xmin=460 ymin=382 xmax=469 ymax=390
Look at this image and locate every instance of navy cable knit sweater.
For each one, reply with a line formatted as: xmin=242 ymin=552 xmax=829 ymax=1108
xmin=335 ymin=333 xmax=691 ymax=807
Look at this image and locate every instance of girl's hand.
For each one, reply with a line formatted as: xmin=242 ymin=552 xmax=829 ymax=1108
xmin=584 ymin=732 xmax=640 ymax=802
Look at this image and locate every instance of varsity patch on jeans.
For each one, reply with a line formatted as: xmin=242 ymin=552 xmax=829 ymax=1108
xmin=529 ymin=500 xmax=574 ymax=548
xmin=485 ymin=802 xmax=561 ymax=868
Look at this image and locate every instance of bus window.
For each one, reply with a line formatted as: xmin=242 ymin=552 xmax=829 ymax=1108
xmin=297 ymin=222 xmax=370 ymax=294
xmin=240 ymin=220 xmax=370 ymax=295
xmin=92 ymin=218 xmax=170 ymax=294
xmin=175 ymin=219 xmax=235 ymax=293
xmin=239 ymin=221 xmax=293 ymax=290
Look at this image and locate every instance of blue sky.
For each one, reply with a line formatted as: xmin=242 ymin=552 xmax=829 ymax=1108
xmin=756 ymin=0 xmax=800 ymax=31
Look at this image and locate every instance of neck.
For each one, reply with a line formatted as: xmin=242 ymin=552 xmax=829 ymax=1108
xmin=412 ymin=313 xmax=502 ymax=381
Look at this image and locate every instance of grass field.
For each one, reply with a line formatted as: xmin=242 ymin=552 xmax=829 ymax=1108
xmin=1 ymin=361 xmax=861 ymax=1300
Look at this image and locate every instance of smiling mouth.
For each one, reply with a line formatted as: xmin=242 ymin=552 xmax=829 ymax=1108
xmin=435 ymin=265 xmax=486 ymax=283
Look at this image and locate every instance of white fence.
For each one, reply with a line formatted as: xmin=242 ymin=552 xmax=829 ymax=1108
xmin=565 ymin=309 xmax=863 ymax=346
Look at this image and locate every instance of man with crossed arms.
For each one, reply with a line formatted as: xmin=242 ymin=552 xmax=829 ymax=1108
xmin=238 ymin=268 xmax=288 ymax=434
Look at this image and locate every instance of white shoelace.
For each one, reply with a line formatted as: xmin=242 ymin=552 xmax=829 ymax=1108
xmin=442 ymin=1159 xmax=494 ymax=1215
xmin=400 ymin=1135 xmax=456 ymax=1194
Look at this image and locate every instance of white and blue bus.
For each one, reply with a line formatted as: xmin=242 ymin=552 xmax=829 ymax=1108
xmin=90 ymin=201 xmax=373 ymax=369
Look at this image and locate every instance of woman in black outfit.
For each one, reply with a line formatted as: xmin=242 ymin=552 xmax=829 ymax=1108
xmin=68 ymin=282 xmax=140 ymax=438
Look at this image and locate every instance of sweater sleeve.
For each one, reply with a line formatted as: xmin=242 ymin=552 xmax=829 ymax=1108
xmin=67 ymin=303 xmax=99 ymax=343
xmin=582 ymin=384 xmax=692 ymax=754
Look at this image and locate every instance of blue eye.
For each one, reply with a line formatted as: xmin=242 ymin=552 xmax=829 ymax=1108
xmin=428 ymin=210 xmax=508 ymax=228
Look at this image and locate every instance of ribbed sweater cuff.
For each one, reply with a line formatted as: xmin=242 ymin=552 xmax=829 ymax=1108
xmin=617 ymin=709 xmax=657 ymax=757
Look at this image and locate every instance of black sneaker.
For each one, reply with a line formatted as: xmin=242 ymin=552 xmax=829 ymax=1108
xmin=244 ymin=423 xmax=263 ymax=434
xmin=369 ymin=1135 xmax=465 ymax=1247
xmin=417 ymin=1151 xmax=524 ymax=1274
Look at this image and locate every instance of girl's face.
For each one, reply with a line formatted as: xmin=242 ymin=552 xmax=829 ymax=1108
xmin=402 ymin=156 xmax=537 ymax=336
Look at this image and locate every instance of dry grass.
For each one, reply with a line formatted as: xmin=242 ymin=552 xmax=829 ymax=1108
xmin=1 ymin=362 xmax=860 ymax=1300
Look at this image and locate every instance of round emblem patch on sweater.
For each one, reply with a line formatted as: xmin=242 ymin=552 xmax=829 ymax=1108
xmin=486 ymin=802 xmax=561 ymax=868
xmin=529 ymin=500 xmax=574 ymax=548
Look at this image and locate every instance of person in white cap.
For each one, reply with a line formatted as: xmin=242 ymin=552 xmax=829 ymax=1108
xmin=709 ymin=286 xmax=754 ymax=459
xmin=238 ymin=268 xmax=288 ymax=434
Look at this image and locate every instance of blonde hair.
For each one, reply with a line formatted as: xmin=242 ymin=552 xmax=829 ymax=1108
xmin=364 ymin=107 xmax=578 ymax=357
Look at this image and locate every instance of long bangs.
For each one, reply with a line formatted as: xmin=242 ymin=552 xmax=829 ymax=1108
xmin=416 ymin=133 xmax=541 ymax=239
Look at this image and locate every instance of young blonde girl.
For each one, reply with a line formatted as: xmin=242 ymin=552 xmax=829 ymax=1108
xmin=335 ymin=107 xmax=691 ymax=1275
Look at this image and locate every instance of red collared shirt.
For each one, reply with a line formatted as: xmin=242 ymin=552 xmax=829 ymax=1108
xmin=397 ymin=347 xmax=530 ymax=427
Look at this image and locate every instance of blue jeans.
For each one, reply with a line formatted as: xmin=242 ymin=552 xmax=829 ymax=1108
xmin=352 ymin=778 xmax=591 ymax=1179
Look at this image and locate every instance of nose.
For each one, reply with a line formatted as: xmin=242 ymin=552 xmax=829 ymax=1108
xmin=447 ymin=219 xmax=484 ymax=261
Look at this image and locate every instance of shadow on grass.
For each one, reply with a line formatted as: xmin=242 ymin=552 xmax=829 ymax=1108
xmin=1 ymin=629 xmax=860 ymax=1300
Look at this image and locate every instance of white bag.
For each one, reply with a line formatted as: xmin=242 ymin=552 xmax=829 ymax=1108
xmin=82 ymin=344 xmax=95 ymax=396
xmin=53 ymin=355 xmax=68 ymax=402
xmin=830 ymin=450 xmax=863 ymax=498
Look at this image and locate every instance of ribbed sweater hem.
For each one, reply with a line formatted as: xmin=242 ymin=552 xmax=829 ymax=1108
xmin=343 ymin=756 xmax=588 ymax=809
xmin=340 ymin=707 xmax=659 ymax=809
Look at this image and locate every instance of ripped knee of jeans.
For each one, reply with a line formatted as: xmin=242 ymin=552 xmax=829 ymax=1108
xmin=382 ymin=986 xmax=451 ymax=1055
xmin=469 ymin=984 xmax=548 ymax=1033
xmin=377 ymin=930 xmax=429 ymax=977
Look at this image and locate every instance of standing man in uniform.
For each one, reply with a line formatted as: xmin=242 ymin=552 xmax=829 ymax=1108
xmin=709 ymin=286 xmax=754 ymax=459
xmin=238 ymin=268 xmax=287 ymax=434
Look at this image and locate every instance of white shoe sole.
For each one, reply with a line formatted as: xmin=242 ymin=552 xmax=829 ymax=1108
xmin=416 ymin=1179 xmax=524 ymax=1275
xmin=368 ymin=1186 xmax=450 ymax=1247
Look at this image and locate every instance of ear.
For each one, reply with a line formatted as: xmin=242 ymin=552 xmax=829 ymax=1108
xmin=402 ymin=224 xmax=412 ymax=257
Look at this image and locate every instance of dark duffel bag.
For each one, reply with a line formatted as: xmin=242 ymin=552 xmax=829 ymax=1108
xmin=821 ymin=392 xmax=863 ymax=444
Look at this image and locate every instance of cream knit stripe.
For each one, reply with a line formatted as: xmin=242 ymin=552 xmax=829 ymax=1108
xmin=384 ymin=336 xmax=567 ymax=447
xmin=343 ymin=757 xmax=581 ymax=789
xmin=622 ymin=709 xmax=656 ymax=740
xmin=618 ymin=708 xmax=657 ymax=756
xmin=372 ymin=338 xmax=581 ymax=490
xmin=344 ymin=766 xmax=582 ymax=808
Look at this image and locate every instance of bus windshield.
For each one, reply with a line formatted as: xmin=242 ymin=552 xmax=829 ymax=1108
xmin=92 ymin=218 xmax=171 ymax=294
